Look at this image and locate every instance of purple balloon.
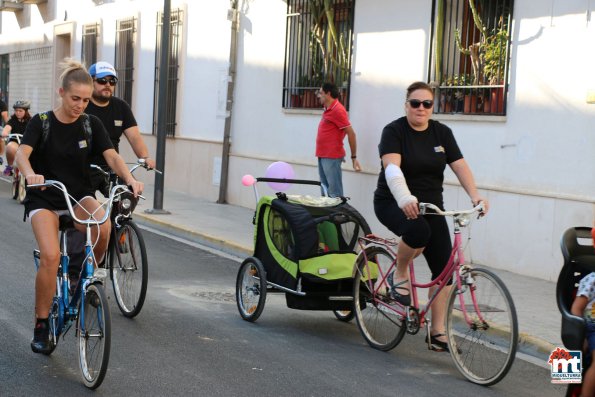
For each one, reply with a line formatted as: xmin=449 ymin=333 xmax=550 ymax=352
xmin=265 ymin=161 xmax=294 ymax=191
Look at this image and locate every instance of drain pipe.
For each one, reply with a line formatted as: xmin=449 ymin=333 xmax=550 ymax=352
xmin=217 ymin=0 xmax=240 ymax=204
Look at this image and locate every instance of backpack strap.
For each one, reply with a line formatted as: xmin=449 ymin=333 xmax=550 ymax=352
xmin=39 ymin=111 xmax=92 ymax=151
xmin=39 ymin=111 xmax=50 ymax=151
xmin=81 ymin=113 xmax=92 ymax=151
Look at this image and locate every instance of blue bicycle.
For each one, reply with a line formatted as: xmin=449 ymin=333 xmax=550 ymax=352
xmin=31 ymin=180 xmax=132 ymax=389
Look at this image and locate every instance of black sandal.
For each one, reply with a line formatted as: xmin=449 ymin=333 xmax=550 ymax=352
xmin=426 ymin=333 xmax=449 ymax=352
xmin=387 ymin=273 xmax=411 ymax=306
xmin=426 ymin=333 xmax=461 ymax=353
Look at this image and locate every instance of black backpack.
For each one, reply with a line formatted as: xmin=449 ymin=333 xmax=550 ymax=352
xmin=39 ymin=111 xmax=92 ymax=151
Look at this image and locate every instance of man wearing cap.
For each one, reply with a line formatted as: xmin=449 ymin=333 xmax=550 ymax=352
xmin=87 ymin=61 xmax=155 ymax=195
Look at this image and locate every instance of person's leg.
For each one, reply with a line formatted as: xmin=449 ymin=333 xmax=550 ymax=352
xmin=319 ymin=157 xmax=343 ymax=197
xmin=31 ymin=210 xmax=60 ymax=319
xmin=73 ymin=196 xmax=111 ymax=264
xmin=374 ymin=198 xmax=429 ymax=304
xmin=318 ymin=158 xmax=329 ymax=196
xmin=6 ymin=141 xmax=17 ymax=166
xmin=422 ymin=215 xmax=453 ymax=347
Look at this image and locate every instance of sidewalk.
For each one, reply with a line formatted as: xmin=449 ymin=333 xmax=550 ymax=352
xmin=134 ymin=184 xmax=562 ymax=364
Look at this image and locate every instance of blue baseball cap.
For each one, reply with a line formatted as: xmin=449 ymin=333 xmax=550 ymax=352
xmin=89 ymin=61 xmax=117 ymax=79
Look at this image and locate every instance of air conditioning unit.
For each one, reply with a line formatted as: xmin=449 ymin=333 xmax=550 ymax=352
xmin=0 ymin=0 xmax=24 ymax=11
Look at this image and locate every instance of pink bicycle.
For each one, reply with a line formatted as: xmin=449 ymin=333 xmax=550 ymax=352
xmin=353 ymin=202 xmax=518 ymax=386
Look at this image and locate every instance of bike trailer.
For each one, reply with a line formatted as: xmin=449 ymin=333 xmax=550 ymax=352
xmin=252 ymin=192 xmax=374 ymax=310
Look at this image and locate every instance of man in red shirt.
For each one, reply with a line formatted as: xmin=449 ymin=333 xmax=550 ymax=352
xmin=315 ymin=82 xmax=361 ymax=197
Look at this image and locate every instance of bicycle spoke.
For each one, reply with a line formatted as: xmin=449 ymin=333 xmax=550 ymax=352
xmin=446 ymin=268 xmax=518 ymax=386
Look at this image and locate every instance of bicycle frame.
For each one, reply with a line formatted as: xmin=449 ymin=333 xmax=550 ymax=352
xmin=357 ymin=203 xmax=484 ymax=331
xmin=31 ymin=181 xmax=130 ymax=340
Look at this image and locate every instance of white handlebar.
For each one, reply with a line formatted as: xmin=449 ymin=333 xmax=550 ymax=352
xmin=418 ymin=201 xmax=485 ymax=217
xmin=27 ymin=180 xmax=131 ymax=226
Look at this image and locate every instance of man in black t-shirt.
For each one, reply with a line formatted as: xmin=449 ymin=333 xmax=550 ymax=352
xmin=86 ymin=62 xmax=155 ymax=195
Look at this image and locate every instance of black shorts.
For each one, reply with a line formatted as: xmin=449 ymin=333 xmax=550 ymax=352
xmin=374 ymin=198 xmax=452 ymax=280
xmin=89 ymin=167 xmax=110 ymax=198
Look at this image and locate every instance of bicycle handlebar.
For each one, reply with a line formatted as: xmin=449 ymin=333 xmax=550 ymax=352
xmin=27 ymin=180 xmax=131 ymax=226
xmin=418 ymin=202 xmax=485 ymax=217
xmin=90 ymin=159 xmax=162 ymax=176
xmin=3 ymin=133 xmax=22 ymax=144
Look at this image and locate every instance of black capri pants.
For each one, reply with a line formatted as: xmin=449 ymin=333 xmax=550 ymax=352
xmin=374 ymin=198 xmax=452 ymax=281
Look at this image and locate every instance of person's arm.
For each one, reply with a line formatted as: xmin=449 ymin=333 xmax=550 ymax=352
xmin=1 ymin=110 xmax=8 ymax=124
xmin=381 ymin=153 xmax=419 ymax=219
xmin=2 ymin=124 xmax=12 ymax=137
xmin=102 ymin=148 xmax=144 ymax=196
xmin=123 ymin=126 xmax=156 ymax=169
xmin=16 ymin=144 xmax=46 ymax=188
xmin=343 ymin=125 xmax=361 ymax=172
xmin=571 ymin=295 xmax=588 ymax=317
xmin=449 ymin=158 xmax=489 ymax=214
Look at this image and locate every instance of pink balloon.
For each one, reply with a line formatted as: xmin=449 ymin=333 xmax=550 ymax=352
xmin=241 ymin=174 xmax=256 ymax=186
xmin=265 ymin=161 xmax=294 ymax=191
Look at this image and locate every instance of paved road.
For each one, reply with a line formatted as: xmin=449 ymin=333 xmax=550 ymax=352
xmin=0 ymin=182 xmax=566 ymax=396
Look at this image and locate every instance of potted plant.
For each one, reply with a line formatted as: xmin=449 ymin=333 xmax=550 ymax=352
xmin=454 ymin=1 xmax=509 ymax=113
xmin=440 ymin=74 xmax=470 ymax=113
xmin=482 ymin=20 xmax=508 ymax=113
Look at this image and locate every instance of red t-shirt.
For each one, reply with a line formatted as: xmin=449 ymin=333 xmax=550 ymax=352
xmin=315 ymin=99 xmax=351 ymax=158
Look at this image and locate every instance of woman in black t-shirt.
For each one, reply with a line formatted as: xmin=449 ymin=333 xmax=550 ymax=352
xmin=16 ymin=59 xmax=144 ymax=355
xmin=1 ymin=100 xmax=32 ymax=175
xmin=374 ymin=81 xmax=489 ymax=352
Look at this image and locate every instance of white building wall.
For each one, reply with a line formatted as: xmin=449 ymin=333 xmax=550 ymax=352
xmin=0 ymin=0 xmax=593 ymax=281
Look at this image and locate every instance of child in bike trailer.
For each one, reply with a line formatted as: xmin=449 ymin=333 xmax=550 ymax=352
xmin=1 ymin=100 xmax=31 ymax=176
xmin=569 ymin=223 xmax=595 ymax=396
xmin=16 ymin=59 xmax=143 ymax=354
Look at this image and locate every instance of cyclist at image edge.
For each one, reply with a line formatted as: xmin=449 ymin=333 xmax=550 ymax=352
xmin=1 ymin=100 xmax=32 ymax=176
xmin=373 ymin=81 xmax=489 ymax=352
xmin=86 ymin=61 xmax=155 ymax=195
xmin=16 ymin=59 xmax=143 ymax=354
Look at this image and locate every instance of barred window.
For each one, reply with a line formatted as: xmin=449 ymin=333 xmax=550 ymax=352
xmin=283 ymin=0 xmax=355 ymax=110
xmin=430 ymin=0 xmax=513 ymax=115
xmin=81 ymin=24 xmax=99 ymax=68
xmin=115 ymin=17 xmax=136 ymax=106
xmin=153 ymin=9 xmax=182 ymax=137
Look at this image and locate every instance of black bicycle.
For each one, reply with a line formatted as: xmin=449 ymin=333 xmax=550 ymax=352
xmin=93 ymin=159 xmax=159 ymax=318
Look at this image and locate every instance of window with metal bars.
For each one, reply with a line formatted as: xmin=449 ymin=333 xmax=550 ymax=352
xmin=152 ymin=9 xmax=182 ymax=137
xmin=282 ymin=0 xmax=355 ymax=110
xmin=81 ymin=24 xmax=99 ymax=68
xmin=429 ymin=0 xmax=513 ymax=115
xmin=115 ymin=17 xmax=136 ymax=106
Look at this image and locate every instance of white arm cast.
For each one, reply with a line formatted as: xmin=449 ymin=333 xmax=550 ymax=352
xmin=385 ymin=163 xmax=417 ymax=208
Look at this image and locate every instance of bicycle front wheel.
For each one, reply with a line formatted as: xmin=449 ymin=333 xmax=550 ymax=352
xmin=446 ymin=268 xmax=518 ymax=386
xmin=353 ymin=246 xmax=406 ymax=351
xmin=109 ymin=221 xmax=148 ymax=318
xmin=78 ymin=283 xmax=111 ymax=389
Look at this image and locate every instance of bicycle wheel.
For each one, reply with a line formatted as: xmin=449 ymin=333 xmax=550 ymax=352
xmin=44 ymin=298 xmax=60 ymax=356
xmin=333 ymin=309 xmax=355 ymax=322
xmin=11 ymin=171 xmax=18 ymax=200
xmin=353 ymin=246 xmax=406 ymax=351
xmin=446 ymin=267 xmax=518 ymax=386
xmin=78 ymin=283 xmax=111 ymax=389
xmin=236 ymin=257 xmax=267 ymax=322
xmin=109 ymin=220 xmax=148 ymax=318
xmin=17 ymin=173 xmax=26 ymax=203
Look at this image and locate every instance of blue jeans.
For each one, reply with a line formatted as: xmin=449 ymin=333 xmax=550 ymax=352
xmin=318 ymin=157 xmax=343 ymax=197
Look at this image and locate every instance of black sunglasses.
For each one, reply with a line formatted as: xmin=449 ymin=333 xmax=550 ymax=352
xmin=95 ymin=77 xmax=118 ymax=86
xmin=407 ymin=99 xmax=434 ymax=109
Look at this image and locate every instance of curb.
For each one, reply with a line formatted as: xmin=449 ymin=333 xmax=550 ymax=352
xmin=133 ymin=212 xmax=252 ymax=259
